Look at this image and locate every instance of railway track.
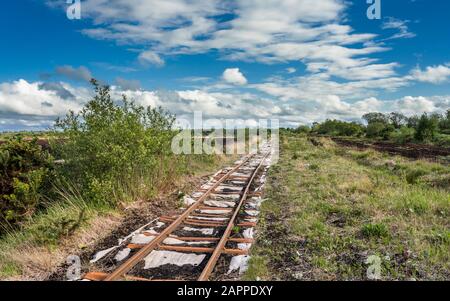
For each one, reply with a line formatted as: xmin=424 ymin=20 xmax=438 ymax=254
xmin=83 ymin=145 xmax=272 ymax=281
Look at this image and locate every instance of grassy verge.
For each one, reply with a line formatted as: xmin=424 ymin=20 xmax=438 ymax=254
xmin=245 ymin=133 xmax=449 ymax=281
xmin=0 ymin=153 xmax=231 ymax=280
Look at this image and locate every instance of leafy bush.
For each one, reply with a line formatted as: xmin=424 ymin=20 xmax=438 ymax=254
xmin=0 ymin=137 xmax=54 ymax=231
xmin=294 ymin=125 xmax=311 ymax=134
xmin=390 ymin=127 xmax=415 ymax=144
xmin=434 ymin=134 xmax=450 ymax=147
xmin=365 ymin=122 xmax=385 ymax=138
xmin=53 ymin=80 xmax=179 ymax=206
xmin=313 ymin=119 xmax=364 ymax=137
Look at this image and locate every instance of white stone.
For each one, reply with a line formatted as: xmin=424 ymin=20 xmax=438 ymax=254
xmin=144 ymin=251 xmax=206 ymax=269
xmin=182 ymin=226 xmax=214 ymax=235
xmin=130 ymin=233 xmax=155 ymax=245
xmin=90 ymin=246 xmax=117 ymax=263
xmin=114 ymin=248 xmax=131 ymax=262
xmin=227 ymin=255 xmax=250 ymax=275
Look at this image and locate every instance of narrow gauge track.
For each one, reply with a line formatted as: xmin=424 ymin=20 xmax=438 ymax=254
xmin=83 ymin=148 xmax=270 ymax=281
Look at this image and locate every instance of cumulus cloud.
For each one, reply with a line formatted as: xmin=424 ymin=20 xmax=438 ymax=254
xmin=0 ymin=79 xmax=91 ymax=130
xmin=222 ymin=68 xmax=247 ymax=85
xmin=411 ymin=64 xmax=450 ymax=84
xmin=38 ymin=82 xmax=75 ymax=99
xmin=51 ymin=0 xmax=395 ymax=82
xmin=55 ymin=65 xmax=93 ymax=82
xmin=3 ymin=78 xmax=449 ymax=131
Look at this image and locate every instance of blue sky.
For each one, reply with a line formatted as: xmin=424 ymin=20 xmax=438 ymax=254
xmin=1 ymin=0 xmax=449 ymax=130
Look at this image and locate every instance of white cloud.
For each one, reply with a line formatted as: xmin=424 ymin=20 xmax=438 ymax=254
xmin=1 ymin=78 xmax=449 ymax=130
xmin=382 ymin=17 xmax=416 ymax=40
xmin=0 ymin=79 xmax=86 ymax=117
xmin=286 ymin=67 xmax=296 ymax=74
xmin=54 ymin=0 xmax=397 ymax=82
xmin=411 ymin=64 xmax=450 ymax=84
xmin=222 ymin=68 xmax=247 ymax=85
xmin=138 ymin=51 xmax=165 ymax=66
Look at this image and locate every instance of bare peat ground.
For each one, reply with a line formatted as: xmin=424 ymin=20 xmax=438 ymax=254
xmin=330 ymin=137 xmax=450 ymax=162
xmin=245 ymin=133 xmax=449 ymax=281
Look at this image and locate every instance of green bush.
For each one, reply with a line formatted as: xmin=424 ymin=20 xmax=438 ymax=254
xmin=294 ymin=125 xmax=311 ymax=134
xmin=365 ymin=122 xmax=386 ymax=138
xmin=0 ymin=137 xmax=54 ymax=231
xmin=390 ymin=127 xmax=415 ymax=144
xmin=405 ymin=168 xmax=427 ymax=184
xmin=53 ymin=80 xmax=179 ymax=206
xmin=312 ymin=119 xmax=364 ymax=137
xmin=434 ymin=134 xmax=450 ymax=147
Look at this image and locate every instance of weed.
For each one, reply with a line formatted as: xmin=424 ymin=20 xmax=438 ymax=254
xmin=361 ymin=223 xmax=389 ymax=239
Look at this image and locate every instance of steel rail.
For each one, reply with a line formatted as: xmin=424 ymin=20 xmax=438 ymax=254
xmin=103 ymin=153 xmax=255 ymax=281
xmin=198 ymin=152 xmax=270 ymax=281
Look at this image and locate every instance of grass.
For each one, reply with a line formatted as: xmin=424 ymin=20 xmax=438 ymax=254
xmin=246 ymin=132 xmax=449 ymax=281
xmin=0 ymin=153 xmax=232 ymax=280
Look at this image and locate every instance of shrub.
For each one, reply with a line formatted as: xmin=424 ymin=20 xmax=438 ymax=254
xmin=434 ymin=134 xmax=450 ymax=147
xmin=390 ymin=127 xmax=415 ymax=144
xmin=365 ymin=122 xmax=386 ymax=138
xmin=53 ymin=80 xmax=179 ymax=206
xmin=312 ymin=120 xmax=364 ymax=137
xmin=294 ymin=125 xmax=311 ymax=134
xmin=0 ymin=137 xmax=54 ymax=231
xmin=405 ymin=168 xmax=427 ymax=184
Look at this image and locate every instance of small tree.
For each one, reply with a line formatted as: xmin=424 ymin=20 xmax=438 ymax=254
xmin=389 ymin=112 xmax=407 ymax=129
xmin=415 ymin=113 xmax=439 ymax=142
xmin=363 ymin=112 xmax=389 ymax=125
xmin=407 ymin=115 xmax=420 ymax=129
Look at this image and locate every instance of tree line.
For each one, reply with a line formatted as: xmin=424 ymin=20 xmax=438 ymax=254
xmin=295 ymin=110 xmax=450 ymax=146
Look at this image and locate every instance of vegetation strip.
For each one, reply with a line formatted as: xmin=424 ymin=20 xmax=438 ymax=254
xmin=245 ymin=132 xmax=449 ymax=281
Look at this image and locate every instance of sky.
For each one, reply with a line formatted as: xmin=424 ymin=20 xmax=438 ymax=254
xmin=1 ymin=0 xmax=450 ymax=130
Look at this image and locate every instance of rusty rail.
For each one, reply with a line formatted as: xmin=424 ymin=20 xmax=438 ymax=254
xmin=103 ymin=153 xmax=256 ymax=281
xmin=198 ymin=151 xmax=269 ymax=281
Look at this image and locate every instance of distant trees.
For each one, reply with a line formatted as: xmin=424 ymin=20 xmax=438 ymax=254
xmin=308 ymin=110 xmax=450 ymax=146
xmin=362 ymin=112 xmax=389 ymax=125
xmin=311 ymin=120 xmax=364 ymax=137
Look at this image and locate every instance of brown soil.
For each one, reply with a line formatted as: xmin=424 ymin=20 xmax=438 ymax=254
xmin=331 ymin=137 xmax=450 ymax=160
